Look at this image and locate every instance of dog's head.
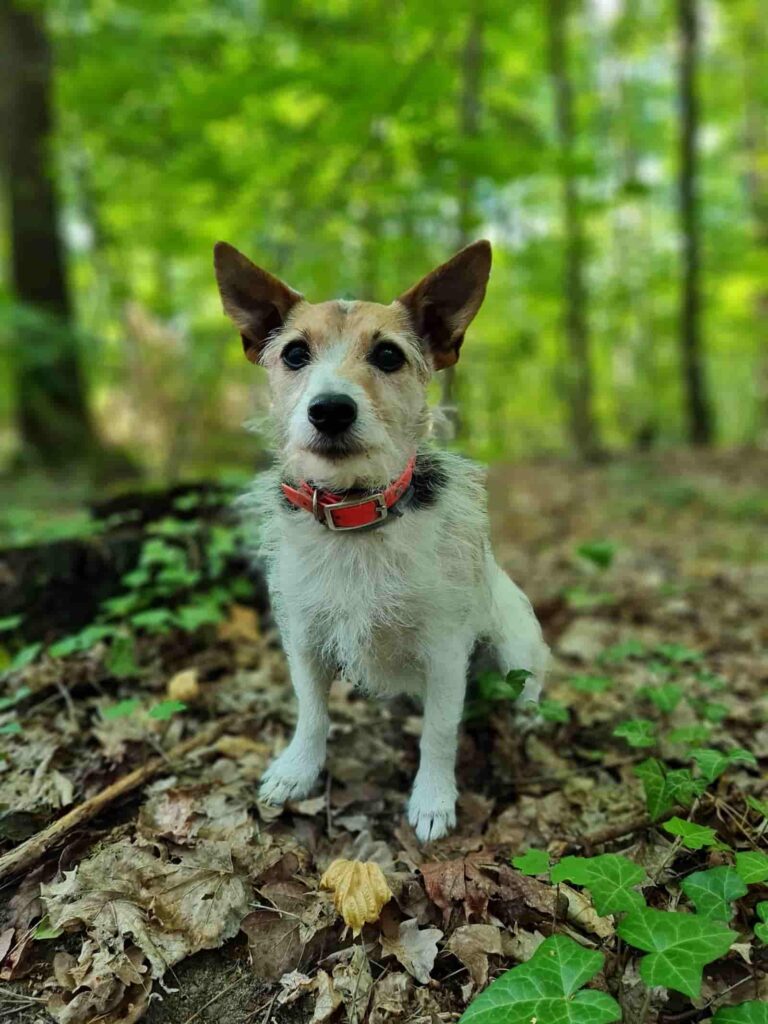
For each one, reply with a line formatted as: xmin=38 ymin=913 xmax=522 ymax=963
xmin=214 ymin=241 xmax=491 ymax=488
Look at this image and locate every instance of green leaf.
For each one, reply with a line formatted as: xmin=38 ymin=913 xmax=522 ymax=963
xmin=681 ymin=867 xmax=747 ymax=921
xmin=49 ymin=624 xmax=115 ymax=658
xmin=635 ymin=758 xmax=675 ymax=821
xmin=101 ymin=698 xmax=141 ymax=721
xmin=130 ymin=608 xmax=176 ymax=633
xmin=617 ymin=907 xmax=736 ymax=998
xmin=104 ymin=634 xmax=139 ymax=679
xmin=34 ymin=916 xmax=64 ymax=940
xmin=599 ymin=639 xmax=647 ymax=664
xmin=613 ymin=719 xmax=656 ymax=748
xmin=0 ymin=685 xmax=31 ymax=712
xmin=754 ymin=901 xmax=768 ymax=945
xmin=8 ymin=642 xmax=42 ymax=672
xmin=665 ymin=768 xmax=705 ymax=808
xmin=0 ymin=615 xmax=23 ymax=633
xmin=746 ymin=796 xmax=768 ymax=819
xmin=569 ymin=675 xmax=613 ymax=694
xmin=734 ymin=851 xmax=768 ymax=884
xmin=661 ymin=817 xmax=722 ymax=851
xmin=539 ymin=699 xmax=570 ymax=723
xmin=458 ymin=934 xmax=621 ymax=1024
xmin=0 ymin=721 xmax=22 ymax=735
xmin=477 ymin=669 xmax=531 ymax=703
xmin=691 ymin=748 xmax=757 ymax=784
xmin=576 ymin=540 xmax=616 ymax=569
xmin=656 ymin=643 xmax=702 ymax=664
xmin=712 ymin=1002 xmax=768 ymax=1024
xmin=640 ymin=683 xmax=683 ymax=713
xmin=667 ymin=724 xmax=712 ymax=746
xmin=512 ymin=849 xmax=551 ymax=876
xmin=148 ymin=699 xmax=187 ymax=721
xmin=550 ymin=854 xmax=646 ymax=915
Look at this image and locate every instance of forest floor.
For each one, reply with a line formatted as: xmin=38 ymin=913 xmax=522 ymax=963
xmin=0 ymin=449 xmax=766 ymax=1024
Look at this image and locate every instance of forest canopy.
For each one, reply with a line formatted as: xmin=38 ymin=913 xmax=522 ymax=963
xmin=1 ymin=0 xmax=767 ymax=480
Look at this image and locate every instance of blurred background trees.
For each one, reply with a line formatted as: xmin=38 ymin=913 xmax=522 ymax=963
xmin=0 ymin=0 xmax=766 ymax=484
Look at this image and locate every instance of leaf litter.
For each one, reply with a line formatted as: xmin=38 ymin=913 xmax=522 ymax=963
xmin=0 ymin=451 xmax=767 ymax=1023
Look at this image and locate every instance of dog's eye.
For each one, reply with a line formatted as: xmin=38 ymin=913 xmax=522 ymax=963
xmin=281 ymin=340 xmax=311 ymax=370
xmin=369 ymin=341 xmax=406 ymax=373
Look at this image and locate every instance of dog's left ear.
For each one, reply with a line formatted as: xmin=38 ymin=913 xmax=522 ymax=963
xmin=214 ymin=242 xmax=303 ymax=363
xmin=397 ymin=240 xmax=491 ymax=369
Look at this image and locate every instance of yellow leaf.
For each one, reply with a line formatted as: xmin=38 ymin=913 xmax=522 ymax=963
xmin=217 ymin=605 xmax=261 ymax=644
xmin=319 ymin=859 xmax=392 ymax=935
xmin=166 ymin=668 xmax=200 ymax=702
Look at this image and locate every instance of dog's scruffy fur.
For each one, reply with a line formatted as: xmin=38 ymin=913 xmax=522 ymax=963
xmin=214 ymin=239 xmax=549 ymax=842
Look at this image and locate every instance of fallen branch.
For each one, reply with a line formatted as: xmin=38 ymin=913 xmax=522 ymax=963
xmin=0 ymin=715 xmax=238 ymax=881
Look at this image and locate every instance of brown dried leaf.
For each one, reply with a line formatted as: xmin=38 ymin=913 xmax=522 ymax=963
xmin=320 ymin=859 xmax=392 ymax=935
xmin=218 ymin=604 xmax=261 ymax=644
xmin=166 ymin=667 xmax=200 ymax=702
xmin=446 ymin=923 xmax=502 ymax=989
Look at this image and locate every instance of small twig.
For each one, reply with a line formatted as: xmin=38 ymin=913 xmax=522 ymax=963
xmin=0 ymin=715 xmax=238 ymax=881
xmin=181 ymin=972 xmax=243 ymax=1024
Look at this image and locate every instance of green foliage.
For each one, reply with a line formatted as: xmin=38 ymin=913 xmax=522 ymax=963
xmin=0 ymin=686 xmax=31 ymax=712
xmin=458 ymin=934 xmax=620 ymax=1024
xmin=34 ymin=917 xmax=64 ymax=940
xmin=661 ymin=817 xmax=724 ymax=851
xmin=681 ymin=867 xmax=747 ymax=921
xmin=613 ymin=718 xmax=656 ymax=747
xmin=0 ymin=721 xmax=22 ymax=735
xmin=512 ymin=850 xmax=551 ymax=876
xmin=599 ymin=639 xmax=647 ymax=664
xmin=734 ymin=852 xmax=768 ymax=885
xmin=691 ymin=748 xmax=757 ymax=784
xmin=539 ymin=699 xmax=570 ymax=724
xmin=712 ymin=1003 xmax=768 ymax=1024
xmin=148 ymin=699 xmax=187 ymax=721
xmin=568 ymin=675 xmax=612 ymax=694
xmin=617 ymin=908 xmax=736 ymax=998
xmin=101 ymin=699 xmax=141 ymax=721
xmin=575 ymin=541 xmax=616 ymax=569
xmin=104 ymin=634 xmax=140 ymax=679
xmin=464 ymin=669 xmax=531 ymax=721
xmin=753 ymin=902 xmax=768 ymax=944
xmin=550 ymin=854 xmax=646 ymax=915
xmin=656 ymin=644 xmax=702 ymax=664
xmin=640 ymin=683 xmax=683 ymax=714
xmin=0 ymin=615 xmax=23 ymax=633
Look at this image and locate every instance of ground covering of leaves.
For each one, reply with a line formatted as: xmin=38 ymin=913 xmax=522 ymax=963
xmin=1 ymin=450 xmax=766 ymax=1024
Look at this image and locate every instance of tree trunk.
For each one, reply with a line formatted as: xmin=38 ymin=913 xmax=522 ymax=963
xmin=677 ymin=0 xmax=714 ymax=445
xmin=547 ymin=0 xmax=601 ymax=460
xmin=0 ymin=2 xmax=102 ymax=469
xmin=441 ymin=5 xmax=483 ymax=429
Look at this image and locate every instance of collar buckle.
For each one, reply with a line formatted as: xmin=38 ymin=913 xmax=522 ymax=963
xmin=323 ymin=492 xmax=388 ymax=531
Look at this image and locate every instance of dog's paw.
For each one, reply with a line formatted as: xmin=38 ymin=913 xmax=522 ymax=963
xmin=408 ymin=780 xmax=457 ymax=844
xmin=259 ymin=751 xmax=321 ymax=806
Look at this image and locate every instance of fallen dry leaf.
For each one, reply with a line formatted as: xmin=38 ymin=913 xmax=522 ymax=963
xmin=320 ymin=859 xmax=392 ymax=935
xmin=311 ymin=969 xmax=342 ymax=1023
xmin=446 ymin=923 xmax=502 ymax=989
xmin=369 ymin=971 xmax=413 ymax=1024
xmin=380 ymin=918 xmax=443 ymax=984
xmin=332 ymin=946 xmax=373 ymax=1022
xmin=166 ymin=667 xmax=200 ymax=702
xmin=421 ymin=852 xmax=494 ymax=922
xmin=217 ymin=604 xmax=261 ymax=644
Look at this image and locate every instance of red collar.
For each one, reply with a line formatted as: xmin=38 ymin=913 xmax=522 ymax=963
xmin=281 ymin=456 xmax=416 ymax=531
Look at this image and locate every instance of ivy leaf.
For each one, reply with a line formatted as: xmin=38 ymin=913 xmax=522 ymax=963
xmin=0 ymin=685 xmax=31 ymax=712
xmin=539 ymin=699 xmax=570 ymax=723
xmin=102 ymin=698 xmax=141 ymax=721
xmin=512 ymin=850 xmax=551 ymax=876
xmin=665 ymin=768 xmax=705 ymax=807
xmin=667 ymin=724 xmax=712 ymax=746
xmin=661 ymin=817 xmax=724 ymax=851
xmin=569 ymin=675 xmax=613 ymax=693
xmin=754 ymin=902 xmax=768 ymax=945
xmin=712 ymin=1002 xmax=768 ymax=1024
xmin=550 ymin=854 xmax=646 ymax=915
xmin=735 ymin=851 xmax=768 ymax=884
xmin=149 ymin=699 xmax=187 ymax=721
xmin=681 ymin=867 xmax=747 ymax=921
xmin=635 ymin=758 xmax=675 ymax=820
xmin=34 ymin=916 xmax=64 ymax=940
xmin=576 ymin=540 xmax=616 ymax=569
xmin=691 ymin=748 xmax=756 ymax=784
xmin=458 ymin=934 xmax=621 ymax=1024
xmin=656 ymin=643 xmax=702 ymax=664
xmin=617 ymin=908 xmax=736 ymax=998
xmin=0 ymin=721 xmax=22 ymax=735
xmin=104 ymin=634 xmax=140 ymax=679
xmin=640 ymin=683 xmax=683 ymax=713
xmin=599 ymin=639 xmax=646 ymax=664
xmin=613 ymin=719 xmax=656 ymax=748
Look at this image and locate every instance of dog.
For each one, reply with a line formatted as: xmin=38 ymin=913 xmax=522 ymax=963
xmin=214 ymin=239 xmax=549 ymax=842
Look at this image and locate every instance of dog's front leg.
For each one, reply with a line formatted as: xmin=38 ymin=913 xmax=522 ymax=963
xmin=259 ymin=642 xmax=333 ymax=805
xmin=408 ymin=640 xmax=471 ymax=843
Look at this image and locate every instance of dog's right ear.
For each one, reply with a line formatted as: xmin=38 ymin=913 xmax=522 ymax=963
xmin=214 ymin=242 xmax=303 ymax=363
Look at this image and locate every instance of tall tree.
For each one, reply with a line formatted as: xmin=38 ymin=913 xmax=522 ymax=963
xmin=0 ymin=1 xmax=102 ymax=470
xmin=442 ymin=4 xmax=484 ymax=424
xmin=676 ymin=0 xmax=714 ymax=444
xmin=547 ymin=0 xmax=600 ymax=459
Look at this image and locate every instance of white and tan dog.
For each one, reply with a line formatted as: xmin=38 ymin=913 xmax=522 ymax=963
xmin=214 ymin=240 xmax=549 ymax=842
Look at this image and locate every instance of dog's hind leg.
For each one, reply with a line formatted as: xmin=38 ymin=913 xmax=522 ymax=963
xmin=259 ymin=642 xmax=334 ymax=805
xmin=486 ymin=560 xmax=549 ymax=705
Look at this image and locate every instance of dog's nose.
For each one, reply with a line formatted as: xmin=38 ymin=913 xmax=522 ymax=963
xmin=308 ymin=393 xmax=358 ymax=436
